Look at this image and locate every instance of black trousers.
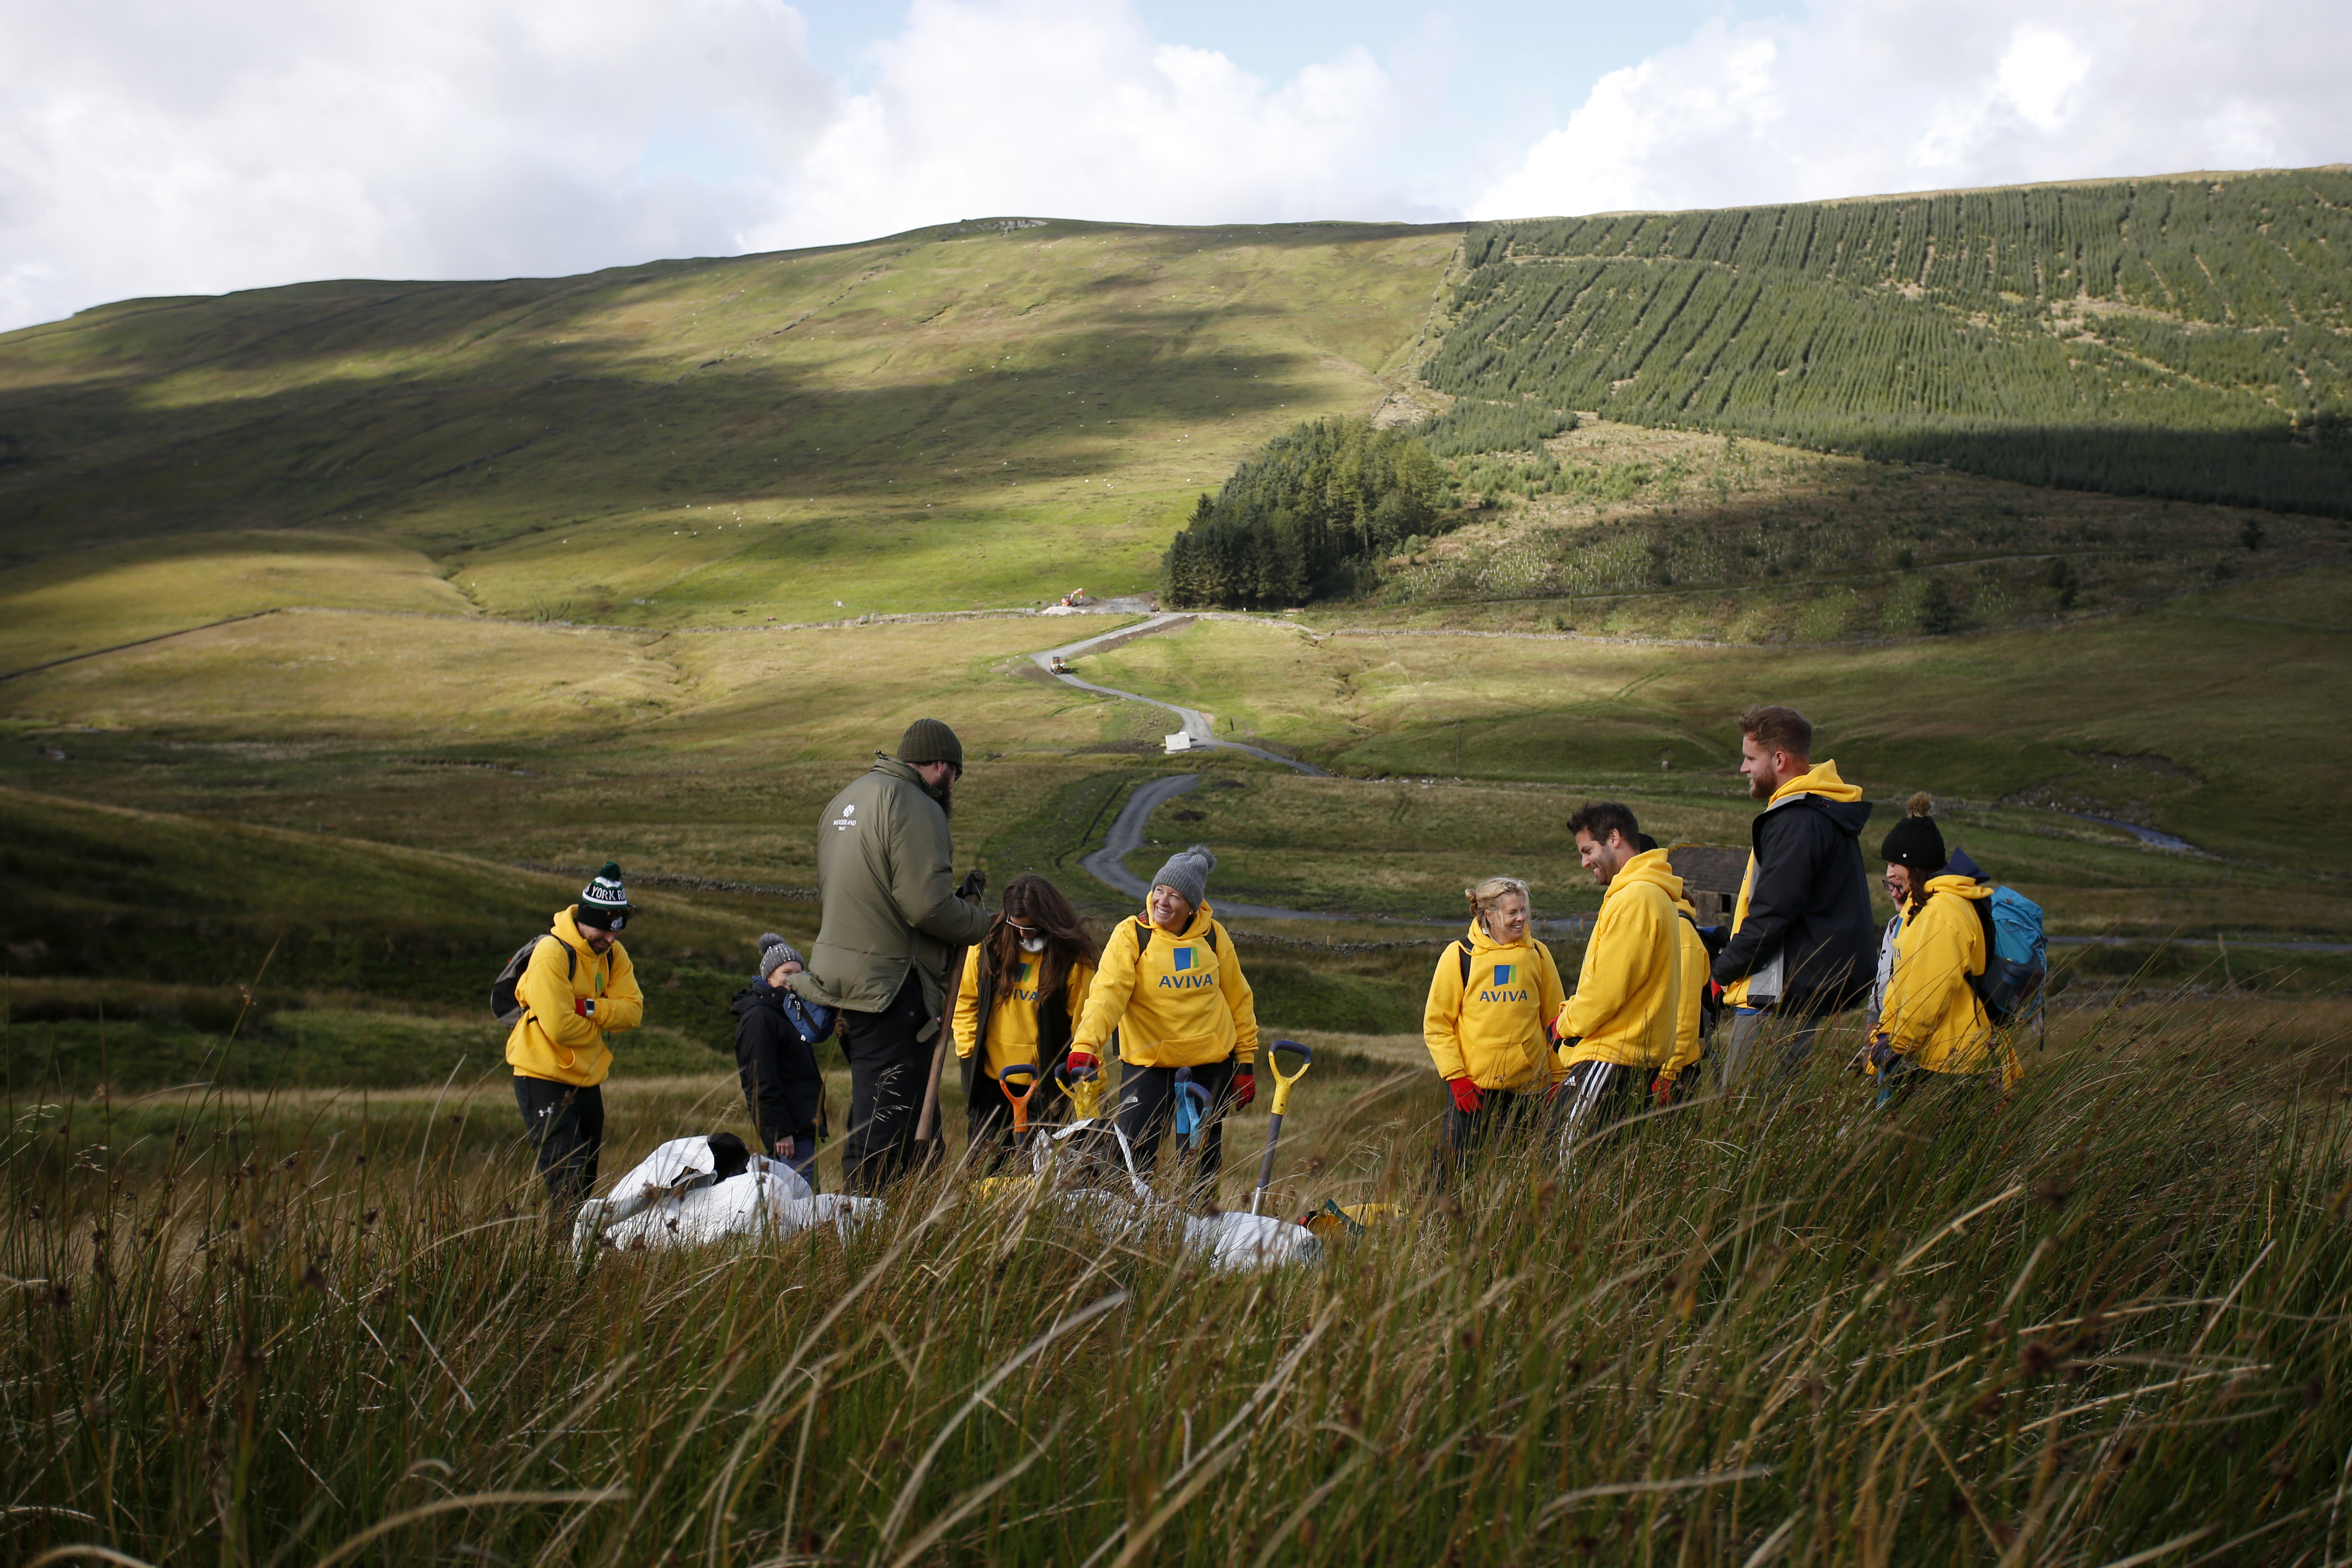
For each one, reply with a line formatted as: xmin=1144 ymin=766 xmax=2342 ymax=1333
xmin=1436 ymin=1085 xmax=1545 ymax=1181
xmin=1555 ymin=1059 xmax=1649 ymax=1164
xmin=1117 ymin=1058 xmax=1239 ymax=1190
xmin=514 ymin=1076 xmax=604 ymax=1209
xmin=841 ymin=973 xmax=935 ymax=1196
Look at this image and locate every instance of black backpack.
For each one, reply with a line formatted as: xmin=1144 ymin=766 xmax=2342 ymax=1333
xmin=1132 ymin=920 xmax=1218 ymax=960
xmin=492 ymin=935 xmax=574 ymax=1026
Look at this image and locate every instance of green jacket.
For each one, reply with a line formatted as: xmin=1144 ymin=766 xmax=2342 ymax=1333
xmin=789 ymin=755 xmax=988 ymax=1034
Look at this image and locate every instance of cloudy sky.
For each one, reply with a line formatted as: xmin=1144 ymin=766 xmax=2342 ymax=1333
xmin=3 ymin=0 xmax=2346 ymax=332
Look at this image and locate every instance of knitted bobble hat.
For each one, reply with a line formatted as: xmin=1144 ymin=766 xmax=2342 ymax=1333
xmin=1151 ymin=843 xmax=1217 ymax=911
xmin=756 ymin=932 xmax=806 ymax=980
xmin=576 ymin=861 xmax=634 ymax=931
xmin=897 ymin=718 xmax=964 ymax=768
xmin=1879 ymin=792 xmax=1947 ymax=872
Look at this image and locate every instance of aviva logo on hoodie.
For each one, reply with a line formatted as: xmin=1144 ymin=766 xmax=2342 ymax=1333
xmin=1478 ymin=962 xmax=1528 ymax=1004
xmin=1158 ymin=946 xmax=1217 ymax=989
xmin=1010 ymin=960 xmax=1042 ymax=1003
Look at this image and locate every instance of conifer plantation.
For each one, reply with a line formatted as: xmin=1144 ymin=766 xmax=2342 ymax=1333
xmin=1426 ymin=171 xmax=2352 ymax=515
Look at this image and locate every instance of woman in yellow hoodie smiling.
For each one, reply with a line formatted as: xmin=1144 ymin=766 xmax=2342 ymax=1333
xmin=1423 ymin=874 xmax=1567 ymax=1171
xmin=1068 ymin=844 xmax=1258 ymax=1189
xmin=1869 ymin=808 xmax=2022 ymax=1103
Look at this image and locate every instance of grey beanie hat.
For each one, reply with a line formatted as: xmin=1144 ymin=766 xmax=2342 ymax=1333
xmin=756 ymin=932 xmax=806 ymax=980
xmin=1149 ymin=843 xmax=1216 ymax=911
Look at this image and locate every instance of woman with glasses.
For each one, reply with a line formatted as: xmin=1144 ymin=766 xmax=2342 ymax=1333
xmin=952 ymin=872 xmax=1099 ymax=1166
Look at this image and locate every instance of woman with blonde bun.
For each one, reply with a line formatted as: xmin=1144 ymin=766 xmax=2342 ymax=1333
xmin=1422 ymin=875 xmax=1566 ymax=1171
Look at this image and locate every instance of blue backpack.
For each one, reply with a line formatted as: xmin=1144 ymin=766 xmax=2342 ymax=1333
xmin=1973 ymin=886 xmax=2047 ymax=1027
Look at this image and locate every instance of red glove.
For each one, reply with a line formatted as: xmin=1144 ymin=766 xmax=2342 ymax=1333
xmin=1230 ymin=1071 xmax=1256 ymax=1109
xmin=1651 ymin=1072 xmax=1675 ymax=1106
xmin=1448 ymin=1077 xmax=1483 ymax=1114
xmin=1064 ymin=1050 xmax=1098 ymax=1078
xmin=573 ymin=998 xmax=594 ymax=1019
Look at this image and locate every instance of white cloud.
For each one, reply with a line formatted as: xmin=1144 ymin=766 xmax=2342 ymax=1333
xmin=0 ymin=0 xmax=1418 ymax=332
xmin=1472 ymin=0 xmax=2352 ymax=220
xmin=756 ymin=0 xmax=1410 ymax=249
xmin=3 ymin=0 xmax=2340 ymax=333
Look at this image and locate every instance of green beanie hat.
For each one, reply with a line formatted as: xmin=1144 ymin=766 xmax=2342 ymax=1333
xmin=897 ymin=718 xmax=963 ymax=767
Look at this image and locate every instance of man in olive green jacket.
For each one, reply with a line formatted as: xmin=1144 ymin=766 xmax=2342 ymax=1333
xmin=790 ymin=719 xmax=990 ymax=1191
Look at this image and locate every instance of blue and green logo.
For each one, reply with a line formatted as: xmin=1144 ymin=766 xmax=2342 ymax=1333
xmin=1492 ymin=963 xmax=1514 ymax=986
xmin=1173 ymin=947 xmax=1197 ymax=971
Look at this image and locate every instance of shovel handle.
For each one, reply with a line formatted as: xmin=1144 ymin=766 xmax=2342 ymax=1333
xmin=1267 ymin=1039 xmax=1313 ymax=1118
xmin=1001 ymin=1063 xmax=1040 ymax=1140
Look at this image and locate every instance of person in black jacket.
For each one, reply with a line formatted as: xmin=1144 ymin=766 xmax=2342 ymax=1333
xmin=731 ymin=934 xmax=833 ymax=1189
xmin=1711 ymin=706 xmax=1876 ymax=1088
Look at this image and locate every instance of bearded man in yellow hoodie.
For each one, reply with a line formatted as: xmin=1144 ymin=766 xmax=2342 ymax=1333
xmin=1711 ymin=706 xmax=1876 ymax=1088
xmin=1553 ymin=803 xmax=1692 ymax=1160
xmin=506 ymin=863 xmax=647 ymax=1209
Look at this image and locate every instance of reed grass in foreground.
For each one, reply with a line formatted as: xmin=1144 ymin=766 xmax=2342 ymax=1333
xmin=7 ymin=1002 xmax=2351 ymax=1566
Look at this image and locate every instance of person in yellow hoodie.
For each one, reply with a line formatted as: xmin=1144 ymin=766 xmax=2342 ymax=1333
xmin=1553 ymin=804 xmax=1693 ymax=1158
xmin=1639 ymin=832 xmax=1721 ymax=1103
xmin=954 ymin=873 xmax=1098 ymax=1167
xmin=1068 ymin=845 xmax=1258 ymax=1191
xmin=1711 ymin=705 xmax=1877 ymax=1087
xmin=506 ymin=863 xmax=646 ymax=1208
xmin=1868 ymin=809 xmax=2023 ymax=1104
xmin=1423 ymin=874 xmax=1568 ymax=1172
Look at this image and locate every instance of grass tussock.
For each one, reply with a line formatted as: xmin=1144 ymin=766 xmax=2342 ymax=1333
xmin=9 ymin=1000 xmax=2352 ymax=1566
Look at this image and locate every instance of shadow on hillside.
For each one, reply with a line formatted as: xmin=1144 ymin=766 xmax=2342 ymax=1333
xmin=0 ymin=277 xmax=1331 ymax=566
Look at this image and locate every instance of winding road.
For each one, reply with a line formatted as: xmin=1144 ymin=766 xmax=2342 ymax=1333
xmin=1029 ymin=614 xmax=1327 ymax=776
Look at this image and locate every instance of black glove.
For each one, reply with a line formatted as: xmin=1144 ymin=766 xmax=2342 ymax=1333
xmin=957 ymin=869 xmax=987 ymax=903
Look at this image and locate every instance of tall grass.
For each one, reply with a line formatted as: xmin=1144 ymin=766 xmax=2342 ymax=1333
xmin=8 ymin=1002 xmax=2349 ymax=1566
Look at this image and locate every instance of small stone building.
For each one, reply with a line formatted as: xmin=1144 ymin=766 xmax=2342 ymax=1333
xmin=1666 ymin=844 xmax=1749 ymax=924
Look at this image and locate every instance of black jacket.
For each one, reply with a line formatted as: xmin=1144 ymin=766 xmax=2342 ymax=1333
xmin=730 ymin=982 xmax=829 ymax=1147
xmin=1711 ymin=793 xmax=1877 ymax=1012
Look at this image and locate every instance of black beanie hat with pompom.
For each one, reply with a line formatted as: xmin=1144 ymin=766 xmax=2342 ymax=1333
xmin=1879 ymin=792 xmax=1947 ymax=872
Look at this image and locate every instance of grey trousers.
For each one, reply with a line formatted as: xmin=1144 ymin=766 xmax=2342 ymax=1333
xmin=1715 ymin=1006 xmax=1827 ymax=1090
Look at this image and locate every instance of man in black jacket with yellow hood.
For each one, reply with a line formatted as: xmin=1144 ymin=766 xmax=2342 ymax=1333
xmin=1712 ymin=705 xmax=1876 ymax=1087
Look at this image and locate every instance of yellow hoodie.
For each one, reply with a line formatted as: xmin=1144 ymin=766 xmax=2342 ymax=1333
xmin=1723 ymin=759 xmax=1866 ymax=1007
xmin=1422 ymin=918 xmax=1568 ymax=1091
xmin=504 ymin=906 xmax=646 ymax=1087
xmin=1558 ymin=848 xmax=1687 ymax=1071
xmin=954 ymin=951 xmax=1096 ymax=1082
xmin=1663 ymin=893 xmax=1710 ymax=1085
xmin=1072 ymin=904 xmax=1257 ymax=1069
xmin=1879 ymin=876 xmax=2021 ymax=1086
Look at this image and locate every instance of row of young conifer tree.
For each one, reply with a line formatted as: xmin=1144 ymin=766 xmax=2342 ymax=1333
xmin=1426 ymin=171 xmax=2352 ymax=517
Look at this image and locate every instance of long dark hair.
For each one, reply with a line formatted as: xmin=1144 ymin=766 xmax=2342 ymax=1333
xmin=985 ymin=873 xmax=1098 ymax=1000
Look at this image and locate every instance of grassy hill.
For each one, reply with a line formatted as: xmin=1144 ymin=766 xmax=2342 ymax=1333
xmin=0 ymin=218 xmax=1459 ymax=659
xmin=1428 ymin=168 xmax=2352 ymax=516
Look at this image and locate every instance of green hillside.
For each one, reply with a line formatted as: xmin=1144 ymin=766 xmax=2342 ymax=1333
xmin=0 ymin=218 xmax=1459 ymax=657
xmin=1426 ymin=168 xmax=2352 ymax=515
